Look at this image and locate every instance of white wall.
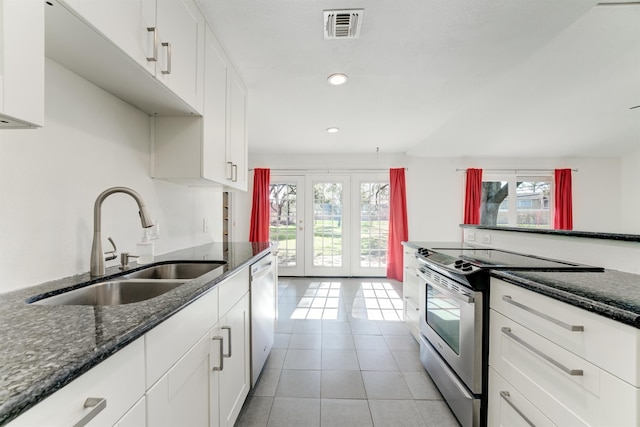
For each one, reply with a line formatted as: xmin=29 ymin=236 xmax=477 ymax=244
xmin=0 ymin=60 xmax=221 ymax=292
xmin=239 ymin=152 xmax=635 ymax=245
xmin=621 ymin=148 xmax=640 ymax=234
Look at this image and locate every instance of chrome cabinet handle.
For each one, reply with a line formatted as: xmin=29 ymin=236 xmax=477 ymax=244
xmin=502 ymin=295 xmax=584 ymax=331
xmin=232 ymin=164 xmax=238 ymax=182
xmin=146 ymin=27 xmax=157 ymax=61
xmin=500 ymin=391 xmax=536 ymax=427
xmin=72 ymin=397 xmax=107 ymax=427
xmin=222 ymin=326 xmax=232 ymax=358
xmin=211 ymin=336 xmax=224 ymax=371
xmin=501 ymin=327 xmax=583 ymax=376
xmin=226 ymin=162 xmax=233 ymax=180
xmin=161 ymin=42 xmax=172 ymax=74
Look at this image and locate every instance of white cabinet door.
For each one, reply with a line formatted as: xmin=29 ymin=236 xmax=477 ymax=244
xmin=218 ymin=293 xmax=250 ymax=427
xmin=67 ymin=0 xmax=203 ymax=114
xmin=113 ymin=396 xmax=145 ymax=427
xmin=147 ymin=333 xmax=210 ymax=427
xmin=227 ymin=71 xmax=248 ymax=190
xmin=75 ymin=0 xmax=156 ymax=75
xmin=155 ymin=0 xmax=204 ymax=113
xmin=0 ymin=0 xmax=44 ymax=128
xmin=202 ymin=24 xmax=230 ymax=184
xmin=7 ymin=338 xmax=145 ymax=427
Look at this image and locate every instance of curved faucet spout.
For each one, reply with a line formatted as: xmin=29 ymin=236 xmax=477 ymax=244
xmin=90 ymin=187 xmax=154 ymax=278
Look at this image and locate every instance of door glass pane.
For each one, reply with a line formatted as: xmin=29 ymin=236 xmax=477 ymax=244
xmin=481 ymin=181 xmax=508 ymax=226
xmin=313 ymin=182 xmax=342 ymax=267
xmin=269 ymin=183 xmax=297 ymax=268
xmin=516 ymin=181 xmax=551 ymax=229
xmin=360 ymin=182 xmax=389 ymax=268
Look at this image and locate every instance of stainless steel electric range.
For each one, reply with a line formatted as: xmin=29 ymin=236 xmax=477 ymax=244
xmin=413 ymin=244 xmax=603 ymax=427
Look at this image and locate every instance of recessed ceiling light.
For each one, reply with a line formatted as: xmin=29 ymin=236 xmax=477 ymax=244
xmin=326 ymin=127 xmax=340 ymax=133
xmin=327 ymin=73 xmax=348 ymax=85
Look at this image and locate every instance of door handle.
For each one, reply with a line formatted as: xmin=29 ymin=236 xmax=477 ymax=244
xmin=211 ymin=336 xmax=224 ymax=371
xmin=161 ymin=42 xmax=171 ymax=74
xmin=222 ymin=326 xmax=232 ymax=358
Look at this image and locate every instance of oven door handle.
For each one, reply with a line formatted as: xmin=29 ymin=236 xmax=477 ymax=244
xmin=418 ymin=271 xmax=474 ymax=304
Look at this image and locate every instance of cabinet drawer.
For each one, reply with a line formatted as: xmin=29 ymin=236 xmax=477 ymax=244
xmin=219 ymin=267 xmax=249 ymax=315
xmin=146 ymin=286 xmax=218 ymax=388
xmin=8 ymin=338 xmax=145 ymax=427
xmin=490 ymin=310 xmax=640 ymax=426
xmin=491 ymin=277 xmax=640 ymax=386
xmin=488 ymin=368 xmax=556 ymax=427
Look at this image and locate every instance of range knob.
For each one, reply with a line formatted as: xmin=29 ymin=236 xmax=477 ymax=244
xmin=454 ymin=260 xmax=464 ymax=268
xmin=461 ymin=262 xmax=473 ymax=272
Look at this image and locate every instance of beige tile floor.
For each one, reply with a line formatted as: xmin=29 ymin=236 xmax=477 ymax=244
xmin=235 ymin=277 xmax=460 ymax=427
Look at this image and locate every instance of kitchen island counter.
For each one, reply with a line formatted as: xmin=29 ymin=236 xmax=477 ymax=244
xmin=0 ymin=242 xmax=274 ymax=425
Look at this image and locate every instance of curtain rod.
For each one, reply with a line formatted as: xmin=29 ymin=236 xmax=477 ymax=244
xmin=455 ymin=168 xmax=578 ymax=173
xmin=249 ymin=168 xmax=407 ymax=173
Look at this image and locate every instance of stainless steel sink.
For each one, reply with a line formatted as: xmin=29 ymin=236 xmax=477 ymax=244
xmin=123 ymin=262 xmax=225 ymax=280
xmin=31 ymin=279 xmax=188 ymax=306
xmin=30 ymin=262 xmax=225 ymax=306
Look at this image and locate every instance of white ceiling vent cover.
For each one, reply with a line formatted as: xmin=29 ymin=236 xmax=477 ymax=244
xmin=324 ymin=9 xmax=364 ymax=39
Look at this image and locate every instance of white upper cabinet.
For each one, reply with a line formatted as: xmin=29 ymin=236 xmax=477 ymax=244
xmin=152 ymin=24 xmax=248 ymax=190
xmin=45 ymin=0 xmax=204 ymax=116
xmin=228 ymin=72 xmax=248 ymax=190
xmin=0 ymin=0 xmax=44 ymax=128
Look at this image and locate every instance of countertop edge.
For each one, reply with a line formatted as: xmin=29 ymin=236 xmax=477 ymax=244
xmin=491 ymin=270 xmax=640 ymax=328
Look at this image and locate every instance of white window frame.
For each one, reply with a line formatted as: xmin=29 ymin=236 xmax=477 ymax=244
xmin=482 ymin=173 xmax=553 ymax=228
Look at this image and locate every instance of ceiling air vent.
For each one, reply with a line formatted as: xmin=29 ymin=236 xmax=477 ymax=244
xmin=323 ymin=9 xmax=364 ymax=39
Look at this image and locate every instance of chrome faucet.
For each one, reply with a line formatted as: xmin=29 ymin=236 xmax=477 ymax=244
xmin=90 ymin=187 xmax=154 ymax=278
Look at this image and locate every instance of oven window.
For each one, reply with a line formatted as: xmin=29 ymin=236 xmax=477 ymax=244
xmin=426 ymin=283 xmax=461 ymax=354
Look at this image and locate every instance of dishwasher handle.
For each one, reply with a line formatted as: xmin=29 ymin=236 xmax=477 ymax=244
xmin=251 ymin=260 xmax=273 ymax=279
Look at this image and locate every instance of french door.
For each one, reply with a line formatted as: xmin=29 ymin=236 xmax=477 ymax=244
xmin=269 ymin=174 xmax=389 ymax=277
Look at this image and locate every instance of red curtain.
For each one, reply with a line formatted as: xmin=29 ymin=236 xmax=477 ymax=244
xmin=249 ymin=168 xmax=271 ymax=242
xmin=386 ymin=168 xmax=409 ymax=281
xmin=554 ymin=168 xmax=573 ymax=230
xmin=463 ymin=168 xmax=483 ymax=224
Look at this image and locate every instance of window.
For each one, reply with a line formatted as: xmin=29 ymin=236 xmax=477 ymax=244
xmin=481 ymin=175 xmax=551 ymax=229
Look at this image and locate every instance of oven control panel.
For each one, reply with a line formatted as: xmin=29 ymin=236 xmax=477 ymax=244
xmin=415 ymin=248 xmax=480 ymax=275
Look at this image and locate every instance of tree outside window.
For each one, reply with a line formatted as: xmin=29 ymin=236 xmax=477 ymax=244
xmin=481 ymin=176 xmax=551 ymax=229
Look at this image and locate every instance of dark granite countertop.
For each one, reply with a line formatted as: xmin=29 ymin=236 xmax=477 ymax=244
xmin=460 ymin=224 xmax=640 ymax=242
xmin=492 ymin=269 xmax=640 ymax=328
xmin=0 ymin=242 xmax=274 ymax=426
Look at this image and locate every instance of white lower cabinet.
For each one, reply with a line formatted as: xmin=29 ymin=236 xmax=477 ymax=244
xmin=489 ymin=278 xmax=640 ymax=427
xmin=212 ymin=269 xmax=251 ymax=427
xmin=113 ymin=397 xmax=146 ymax=427
xmin=147 ymin=334 xmax=211 ymax=427
xmin=8 ymin=264 xmax=256 ymax=427
xmin=7 ymin=338 xmax=145 ymax=427
xmin=402 ymin=245 xmax=420 ymax=341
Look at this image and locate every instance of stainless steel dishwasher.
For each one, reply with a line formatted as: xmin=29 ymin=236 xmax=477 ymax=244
xmin=250 ymin=253 xmax=276 ymax=387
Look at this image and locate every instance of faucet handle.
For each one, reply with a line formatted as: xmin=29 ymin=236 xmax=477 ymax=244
xmin=120 ymin=252 xmax=139 ymax=270
xmin=105 ymin=237 xmax=117 ymax=261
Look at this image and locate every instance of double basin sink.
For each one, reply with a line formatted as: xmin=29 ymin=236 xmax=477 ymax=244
xmin=30 ymin=262 xmax=225 ymax=306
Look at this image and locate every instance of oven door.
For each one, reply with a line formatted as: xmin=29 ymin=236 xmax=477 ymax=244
xmin=418 ymin=267 xmax=483 ymax=394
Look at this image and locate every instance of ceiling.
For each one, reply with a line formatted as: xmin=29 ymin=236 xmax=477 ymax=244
xmin=195 ymin=0 xmax=640 ymax=158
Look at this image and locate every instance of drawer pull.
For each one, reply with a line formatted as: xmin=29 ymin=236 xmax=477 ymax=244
xmin=161 ymin=42 xmax=172 ymax=74
xmin=502 ymin=295 xmax=584 ymax=331
xmin=500 ymin=391 xmax=536 ymax=427
xmin=502 ymin=327 xmax=583 ymax=376
xmin=222 ymin=326 xmax=232 ymax=358
xmin=212 ymin=336 xmax=224 ymax=371
xmin=72 ymin=397 xmax=107 ymax=427
xmin=146 ymin=27 xmax=157 ymax=62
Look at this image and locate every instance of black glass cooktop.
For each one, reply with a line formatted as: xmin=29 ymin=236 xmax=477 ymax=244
xmin=419 ymin=246 xmax=603 ymax=272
